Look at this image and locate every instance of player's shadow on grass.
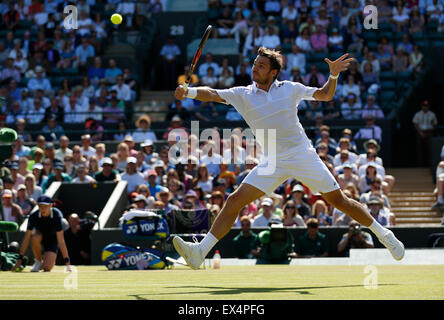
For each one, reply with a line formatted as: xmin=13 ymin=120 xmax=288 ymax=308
xmin=129 ymin=283 xmax=397 ymax=299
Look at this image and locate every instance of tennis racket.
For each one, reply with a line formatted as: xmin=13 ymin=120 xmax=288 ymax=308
xmin=183 ymin=25 xmax=212 ymax=92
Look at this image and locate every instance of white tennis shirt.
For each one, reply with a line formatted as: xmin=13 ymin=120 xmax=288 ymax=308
xmin=217 ymin=80 xmax=318 ymax=157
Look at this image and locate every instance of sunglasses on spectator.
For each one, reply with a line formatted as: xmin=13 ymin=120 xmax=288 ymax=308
xmin=307 ymin=223 xmax=318 ymax=228
xmin=286 ymin=206 xmax=295 ymax=209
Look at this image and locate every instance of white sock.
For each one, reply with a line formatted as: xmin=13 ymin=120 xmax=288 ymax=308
xmin=438 ymin=195 xmax=443 ymax=203
xmin=368 ymin=219 xmax=388 ymax=238
xmin=199 ymin=232 xmax=219 ymax=257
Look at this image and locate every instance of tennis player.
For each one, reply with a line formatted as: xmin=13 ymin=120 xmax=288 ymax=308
xmin=173 ymin=47 xmax=404 ymax=269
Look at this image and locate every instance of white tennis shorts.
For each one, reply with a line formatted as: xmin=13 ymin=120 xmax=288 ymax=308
xmin=243 ymin=146 xmax=339 ymax=196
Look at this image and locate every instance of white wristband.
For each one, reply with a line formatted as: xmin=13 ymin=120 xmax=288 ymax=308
xmin=185 ymin=87 xmax=197 ymax=99
xmin=329 ymin=74 xmax=339 ymax=80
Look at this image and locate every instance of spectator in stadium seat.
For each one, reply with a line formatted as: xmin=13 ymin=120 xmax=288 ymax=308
xmin=252 ymin=197 xmax=282 ymax=227
xmin=337 ymin=163 xmax=360 ymax=190
xmin=103 ymin=97 xmax=125 ymax=124
xmin=63 ymin=95 xmax=83 ymax=124
xmin=295 ymin=27 xmax=312 ymax=54
xmin=27 ymin=66 xmax=51 ymax=94
xmin=358 ymin=162 xmax=385 ymax=194
xmin=55 ymin=136 xmax=72 ymax=162
xmin=341 ymin=93 xmax=362 ymax=120
xmin=63 ymin=155 xmax=76 ymax=178
xmin=261 ymin=26 xmax=281 ymax=50
xmin=71 ymin=145 xmax=87 ymax=173
xmin=111 ymin=75 xmax=131 ymax=102
xmin=4 ymin=2 xmax=19 ymax=31
xmin=1 ymin=58 xmax=20 ymax=83
xmin=282 ymin=200 xmax=306 ymax=227
xmin=5 ymin=101 xmax=25 ymax=125
xmin=2 ymin=189 xmax=23 ymax=222
xmin=9 ymin=39 xmax=27 ymax=60
xmin=162 ymin=115 xmax=189 ymax=141
xmin=328 ymin=27 xmax=344 ymax=53
xmin=121 ymin=157 xmax=145 ymax=194
xmin=334 ymin=138 xmax=358 ymax=166
xmin=376 ymin=43 xmax=392 ymax=71
xmin=356 ymin=139 xmax=383 ymax=168
xmin=360 ymin=177 xmax=391 ymax=208
xmin=56 ymin=40 xmax=76 ymax=69
xmin=26 ymin=97 xmax=45 ymax=124
xmin=295 ymin=218 xmax=329 ymax=258
xmin=75 ymin=37 xmax=95 ymax=69
xmin=44 ymin=97 xmax=64 ymax=123
xmin=200 ymin=67 xmax=218 ymax=88
xmin=88 ymin=56 xmax=105 ymax=86
xmin=42 ymin=160 xmax=72 ymax=193
xmin=392 ymin=47 xmax=409 ymax=75
xmin=354 ymin=114 xmax=383 ymax=143
xmin=315 ymin=127 xmax=337 ymax=156
xmin=334 ymin=150 xmax=358 ymax=175
xmin=362 ymin=62 xmax=380 ymax=91
xmin=72 ymin=164 xmax=95 ymax=183
xmin=310 ymin=199 xmax=331 ymax=226
xmin=79 ymin=134 xmax=95 ymax=160
xmin=198 ymin=53 xmax=221 ymax=78
xmin=94 ymin=157 xmax=121 ymax=182
xmin=365 ymin=196 xmax=395 ymax=226
xmin=304 ymin=64 xmax=326 ymax=87
xmin=361 ymin=95 xmax=384 ymax=119
xmin=310 ymin=25 xmax=328 ymax=53
xmin=288 ymin=184 xmax=311 ymax=221
xmin=42 ymin=115 xmax=65 ymax=142
xmin=24 ymin=173 xmax=42 ymax=202
xmin=4 ymin=31 xmax=14 ymax=50
xmin=427 ymin=0 xmax=443 ymax=23
xmin=131 ymin=114 xmax=157 ymax=143
xmin=104 ymin=58 xmax=122 ymax=84
xmin=316 ymin=142 xmax=334 ymax=166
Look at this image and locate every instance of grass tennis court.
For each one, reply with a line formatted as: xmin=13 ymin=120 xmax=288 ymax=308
xmin=1 ymin=265 xmax=444 ymax=300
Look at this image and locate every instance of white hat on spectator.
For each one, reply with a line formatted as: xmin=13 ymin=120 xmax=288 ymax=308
xmin=171 ymin=115 xmax=182 ymax=122
xmin=291 ymin=184 xmax=305 ymax=193
xmin=127 ymin=157 xmax=137 ymax=164
xmin=124 ymin=135 xmax=134 ymax=142
xmin=102 ymin=157 xmax=113 ymax=166
xmin=261 ymin=197 xmax=274 ymax=207
xmin=35 ymin=66 xmax=44 ymax=73
xmin=141 ymin=139 xmax=153 ymax=147
xmin=33 ymin=163 xmax=43 ymax=170
xmin=154 ymin=160 xmax=165 ymax=168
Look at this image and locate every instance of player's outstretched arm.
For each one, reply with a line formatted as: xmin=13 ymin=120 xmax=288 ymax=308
xmin=175 ymin=85 xmax=226 ymax=103
xmin=313 ymin=53 xmax=355 ymax=101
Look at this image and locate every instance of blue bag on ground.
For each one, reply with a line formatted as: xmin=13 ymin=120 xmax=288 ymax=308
xmin=120 ymin=210 xmax=169 ymax=240
xmin=101 ymin=242 xmax=167 ymax=270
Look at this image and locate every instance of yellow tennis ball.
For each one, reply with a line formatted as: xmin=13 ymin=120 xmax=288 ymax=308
xmin=111 ymin=13 xmax=122 ymax=25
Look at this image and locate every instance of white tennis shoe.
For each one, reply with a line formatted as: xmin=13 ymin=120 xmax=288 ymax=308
xmin=379 ymin=230 xmax=405 ymax=261
xmin=30 ymin=260 xmax=43 ymax=272
xmin=172 ymin=236 xmax=204 ymax=270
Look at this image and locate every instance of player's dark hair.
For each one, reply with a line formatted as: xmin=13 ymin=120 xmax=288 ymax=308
xmin=257 ymin=46 xmax=282 ymax=79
